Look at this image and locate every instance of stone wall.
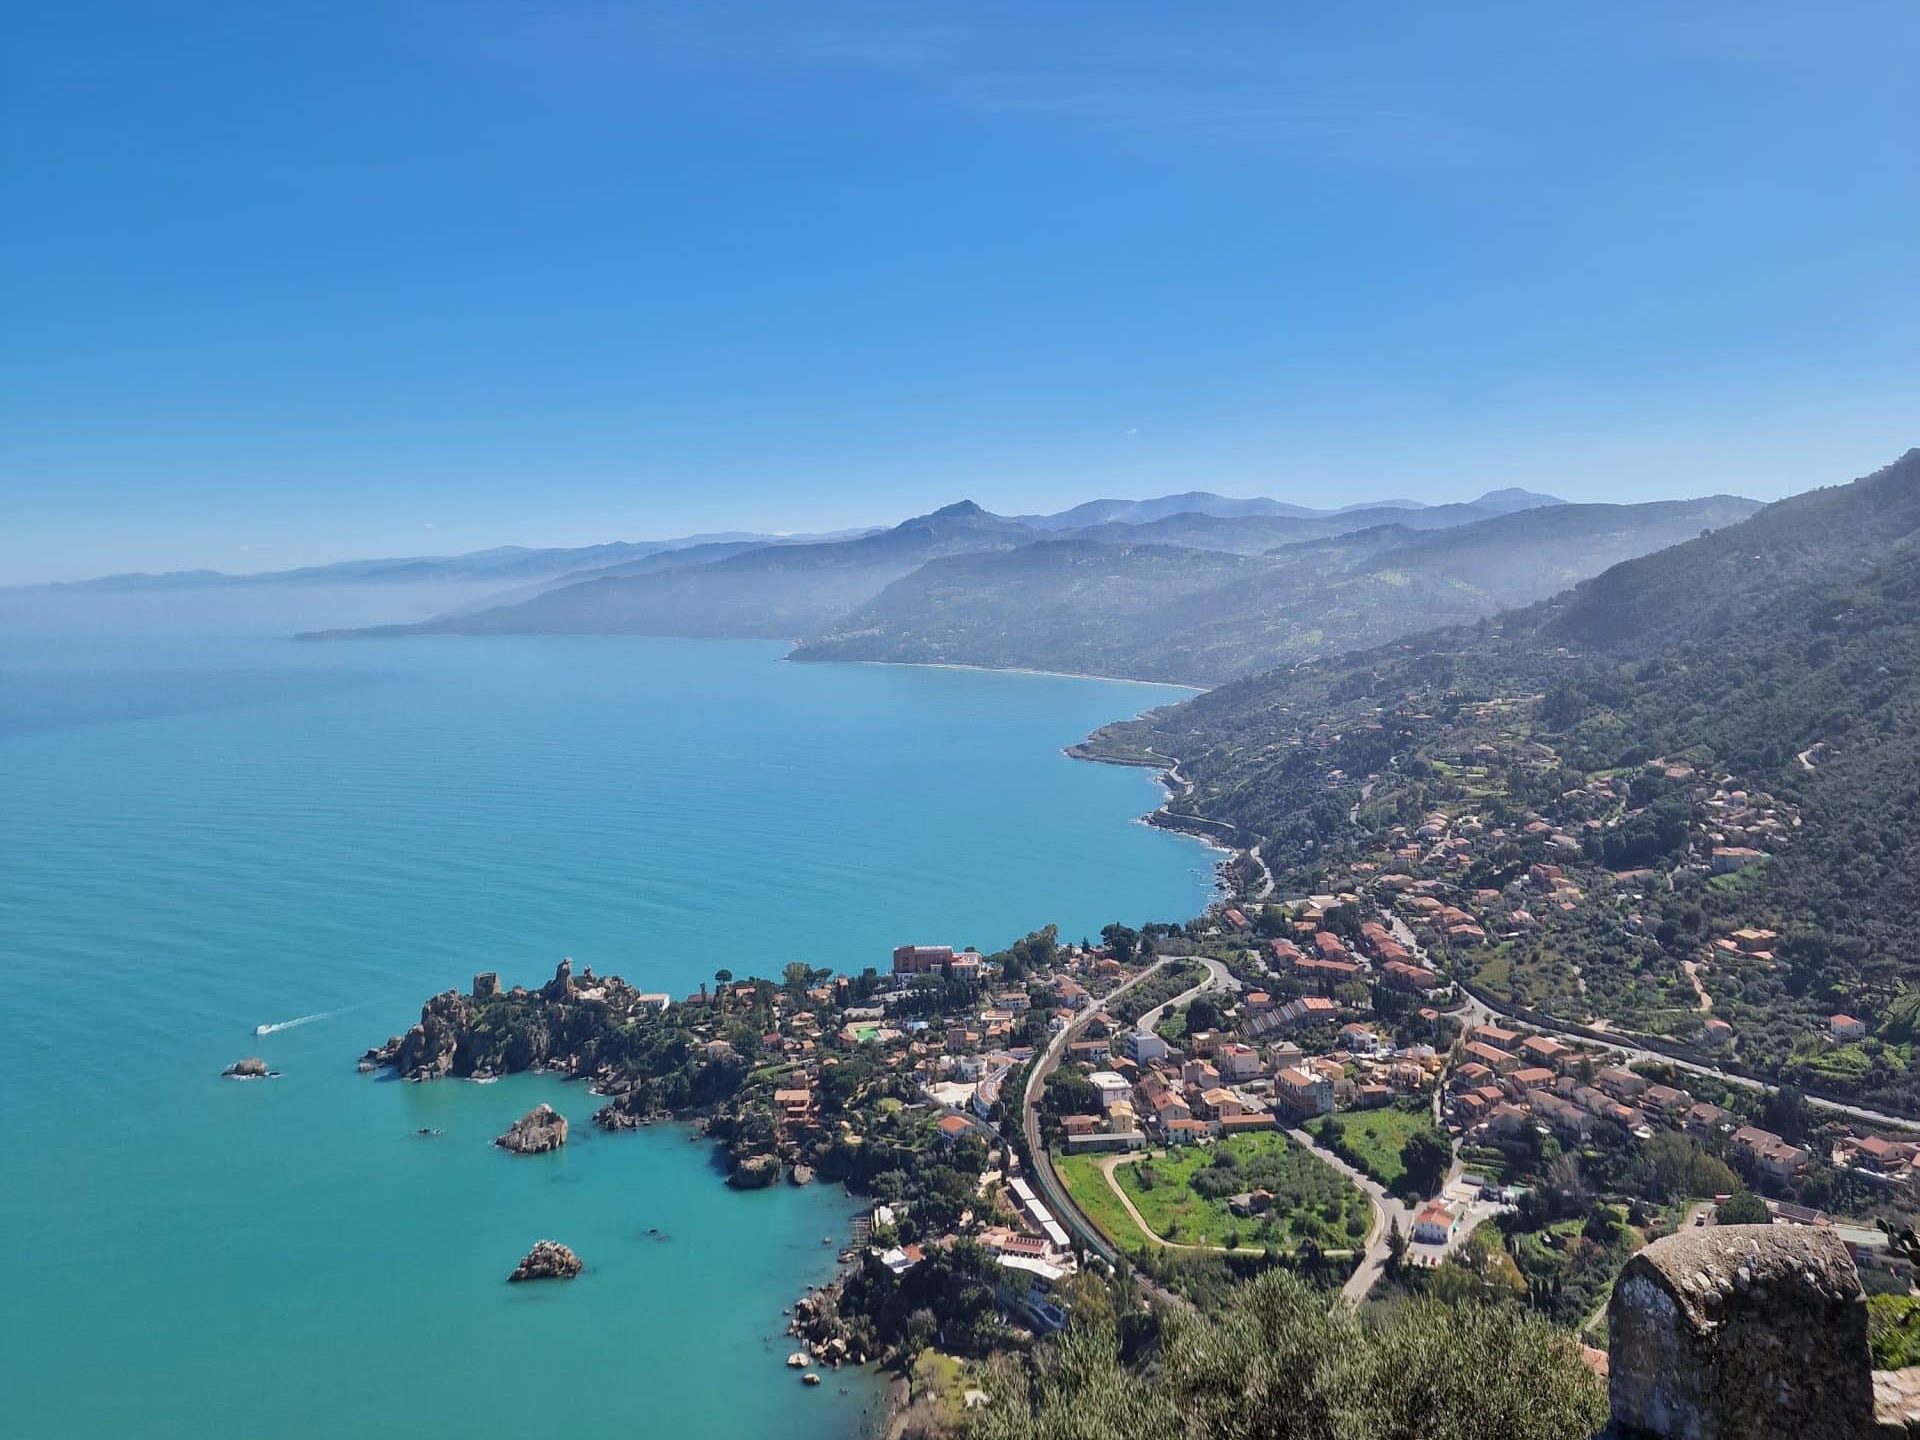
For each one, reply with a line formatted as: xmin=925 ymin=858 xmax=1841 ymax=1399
xmin=1605 ymin=1224 xmax=1920 ymax=1439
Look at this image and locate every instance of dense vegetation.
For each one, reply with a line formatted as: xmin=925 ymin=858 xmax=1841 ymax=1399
xmin=1309 ymin=1103 xmax=1448 ymax=1199
xmin=966 ymin=1267 xmax=1607 ymax=1440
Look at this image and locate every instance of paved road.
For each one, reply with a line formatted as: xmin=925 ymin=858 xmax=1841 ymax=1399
xmin=1015 ymin=962 xmax=1194 ymax=1307
xmin=1134 ymin=955 xmax=1240 ymax=1038
xmin=1283 ymin=1126 xmax=1418 ymax=1300
xmin=1388 ymin=911 xmax=1920 ymax=1133
xmin=1453 ymin=986 xmax=1920 ymax=1132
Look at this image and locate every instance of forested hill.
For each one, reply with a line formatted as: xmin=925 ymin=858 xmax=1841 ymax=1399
xmin=1086 ymin=449 xmax=1920 ymax=1110
xmin=791 ymin=496 xmax=1758 ymax=684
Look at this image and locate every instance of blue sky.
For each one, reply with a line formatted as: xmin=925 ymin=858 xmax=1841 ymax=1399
xmin=2 ymin=1 xmax=1914 ymax=582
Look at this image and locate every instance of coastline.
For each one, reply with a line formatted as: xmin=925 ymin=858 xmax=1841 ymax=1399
xmin=1067 ymin=739 xmax=1252 ymax=887
xmin=785 ymin=652 xmax=1209 ymax=694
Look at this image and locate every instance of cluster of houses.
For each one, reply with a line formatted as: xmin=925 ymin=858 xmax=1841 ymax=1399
xmin=1257 ymin=906 xmax=1455 ymax=1003
xmin=1440 ymin=1019 xmax=1825 ymax=1187
xmin=1049 ymin=997 xmax=1445 ymax=1157
xmin=1831 ymin=1132 xmax=1920 ymax=1186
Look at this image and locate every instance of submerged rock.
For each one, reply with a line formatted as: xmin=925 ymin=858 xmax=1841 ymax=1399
xmin=223 ymin=1057 xmax=271 ymax=1079
xmin=496 ymin=1103 xmax=569 ymax=1154
xmin=508 ymin=1240 xmax=582 ymax=1283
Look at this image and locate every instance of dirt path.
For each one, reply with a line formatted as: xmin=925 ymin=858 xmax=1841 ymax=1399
xmin=1092 ymin=1153 xmax=1232 ymax=1253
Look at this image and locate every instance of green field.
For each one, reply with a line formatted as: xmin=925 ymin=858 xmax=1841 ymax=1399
xmin=1118 ymin=1132 xmax=1369 ymax=1250
xmin=909 ymin=1350 xmax=974 ymax=1427
xmin=1054 ymin=1153 xmax=1155 ymax=1252
xmin=1310 ymin=1105 xmax=1443 ymax=1192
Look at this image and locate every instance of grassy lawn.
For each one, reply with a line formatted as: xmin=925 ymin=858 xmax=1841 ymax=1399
xmin=909 ymin=1350 xmax=972 ymax=1427
xmin=1310 ymin=1104 xmax=1442 ymax=1192
xmin=1114 ymin=1132 xmax=1369 ymax=1251
xmin=1054 ymin=1153 xmax=1155 ymax=1253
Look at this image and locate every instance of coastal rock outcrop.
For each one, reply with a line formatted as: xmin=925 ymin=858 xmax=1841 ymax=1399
xmin=496 ymin=1103 xmax=568 ymax=1154
xmin=508 ymin=1240 xmax=582 ymax=1282
xmin=223 ymin=1057 xmax=271 ymax=1079
xmin=392 ymin=988 xmax=472 ymax=1080
xmin=729 ymin=1153 xmax=780 ymax=1188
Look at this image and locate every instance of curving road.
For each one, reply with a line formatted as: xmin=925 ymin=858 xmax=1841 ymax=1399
xmin=1134 ymin=955 xmax=1241 ymax=1039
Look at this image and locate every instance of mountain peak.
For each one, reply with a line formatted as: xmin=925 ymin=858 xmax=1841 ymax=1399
xmin=925 ymin=500 xmax=987 ymax=520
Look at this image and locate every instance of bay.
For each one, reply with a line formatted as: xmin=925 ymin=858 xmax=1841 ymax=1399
xmin=0 ymin=613 xmax=1213 ymax=1439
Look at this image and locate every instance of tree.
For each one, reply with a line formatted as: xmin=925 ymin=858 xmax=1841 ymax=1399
xmin=967 ymin=1268 xmax=1606 ymax=1440
xmin=1716 ymin=1189 xmax=1769 ymax=1225
xmin=1386 ymin=1217 xmax=1409 ymax=1277
xmin=1101 ymin=923 xmax=1140 ymax=965
xmin=1399 ymin=1129 xmax=1452 ymax=1199
xmin=1185 ymin=994 xmax=1224 ymax=1034
xmin=1637 ymin=1130 xmax=1738 ymax=1203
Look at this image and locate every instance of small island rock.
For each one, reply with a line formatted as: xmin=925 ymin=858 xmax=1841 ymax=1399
xmin=508 ymin=1240 xmax=582 ymax=1282
xmin=495 ymin=1103 xmax=568 ymax=1154
xmin=729 ymin=1152 xmax=780 ymax=1188
xmin=223 ymin=1057 xmax=271 ymax=1079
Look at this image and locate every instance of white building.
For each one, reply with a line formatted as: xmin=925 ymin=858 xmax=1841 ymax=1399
xmin=1088 ymin=1071 xmax=1133 ymax=1111
xmin=1122 ymin=1030 xmax=1168 ymax=1064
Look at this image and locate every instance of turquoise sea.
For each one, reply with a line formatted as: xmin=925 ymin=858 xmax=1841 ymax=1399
xmin=0 ymin=591 xmax=1213 ymax=1439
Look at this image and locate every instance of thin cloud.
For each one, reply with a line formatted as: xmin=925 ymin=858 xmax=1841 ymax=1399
xmin=949 ymin=70 xmax=1476 ymax=162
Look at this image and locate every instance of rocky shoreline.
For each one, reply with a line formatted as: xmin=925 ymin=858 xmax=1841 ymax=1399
xmin=359 ymin=959 xmax=878 ymax=1396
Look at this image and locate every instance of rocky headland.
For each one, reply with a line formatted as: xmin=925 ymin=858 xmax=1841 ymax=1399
xmin=358 ymin=959 xmax=751 ymax=1139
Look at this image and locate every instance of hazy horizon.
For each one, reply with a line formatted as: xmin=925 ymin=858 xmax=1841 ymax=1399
xmin=6 ymin=3 xmax=1916 ymax=584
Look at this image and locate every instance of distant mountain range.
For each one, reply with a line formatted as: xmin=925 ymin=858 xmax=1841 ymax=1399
xmin=23 ymin=487 xmax=1557 ymax=597
xmin=290 ymin=486 xmax=1621 ymax=668
xmin=791 ymin=497 xmax=1759 ymax=684
xmin=20 ymin=529 xmax=875 ymax=593
xmin=24 ymin=479 xmax=1788 ymax=688
xmin=271 ymin=484 xmax=1777 ymax=684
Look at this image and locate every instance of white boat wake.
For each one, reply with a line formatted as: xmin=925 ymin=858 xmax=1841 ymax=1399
xmin=254 ymin=1011 xmax=332 ymax=1036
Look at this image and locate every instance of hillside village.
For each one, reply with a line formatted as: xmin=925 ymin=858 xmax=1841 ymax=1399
xmin=364 ymin=816 xmax=1920 ymax=1424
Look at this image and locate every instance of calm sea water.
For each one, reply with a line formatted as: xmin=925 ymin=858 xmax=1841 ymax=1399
xmin=0 ymin=598 xmax=1212 ymax=1439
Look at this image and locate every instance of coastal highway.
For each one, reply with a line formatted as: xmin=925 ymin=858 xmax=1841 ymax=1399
xmin=1385 ymin=914 xmax=1920 ymax=1134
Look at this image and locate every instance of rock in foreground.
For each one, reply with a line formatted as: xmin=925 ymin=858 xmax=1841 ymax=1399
xmin=223 ymin=1057 xmax=271 ymax=1079
xmin=508 ymin=1240 xmax=582 ymax=1283
xmin=1608 ymin=1223 xmax=1870 ymax=1440
xmin=495 ymin=1103 xmax=568 ymax=1154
